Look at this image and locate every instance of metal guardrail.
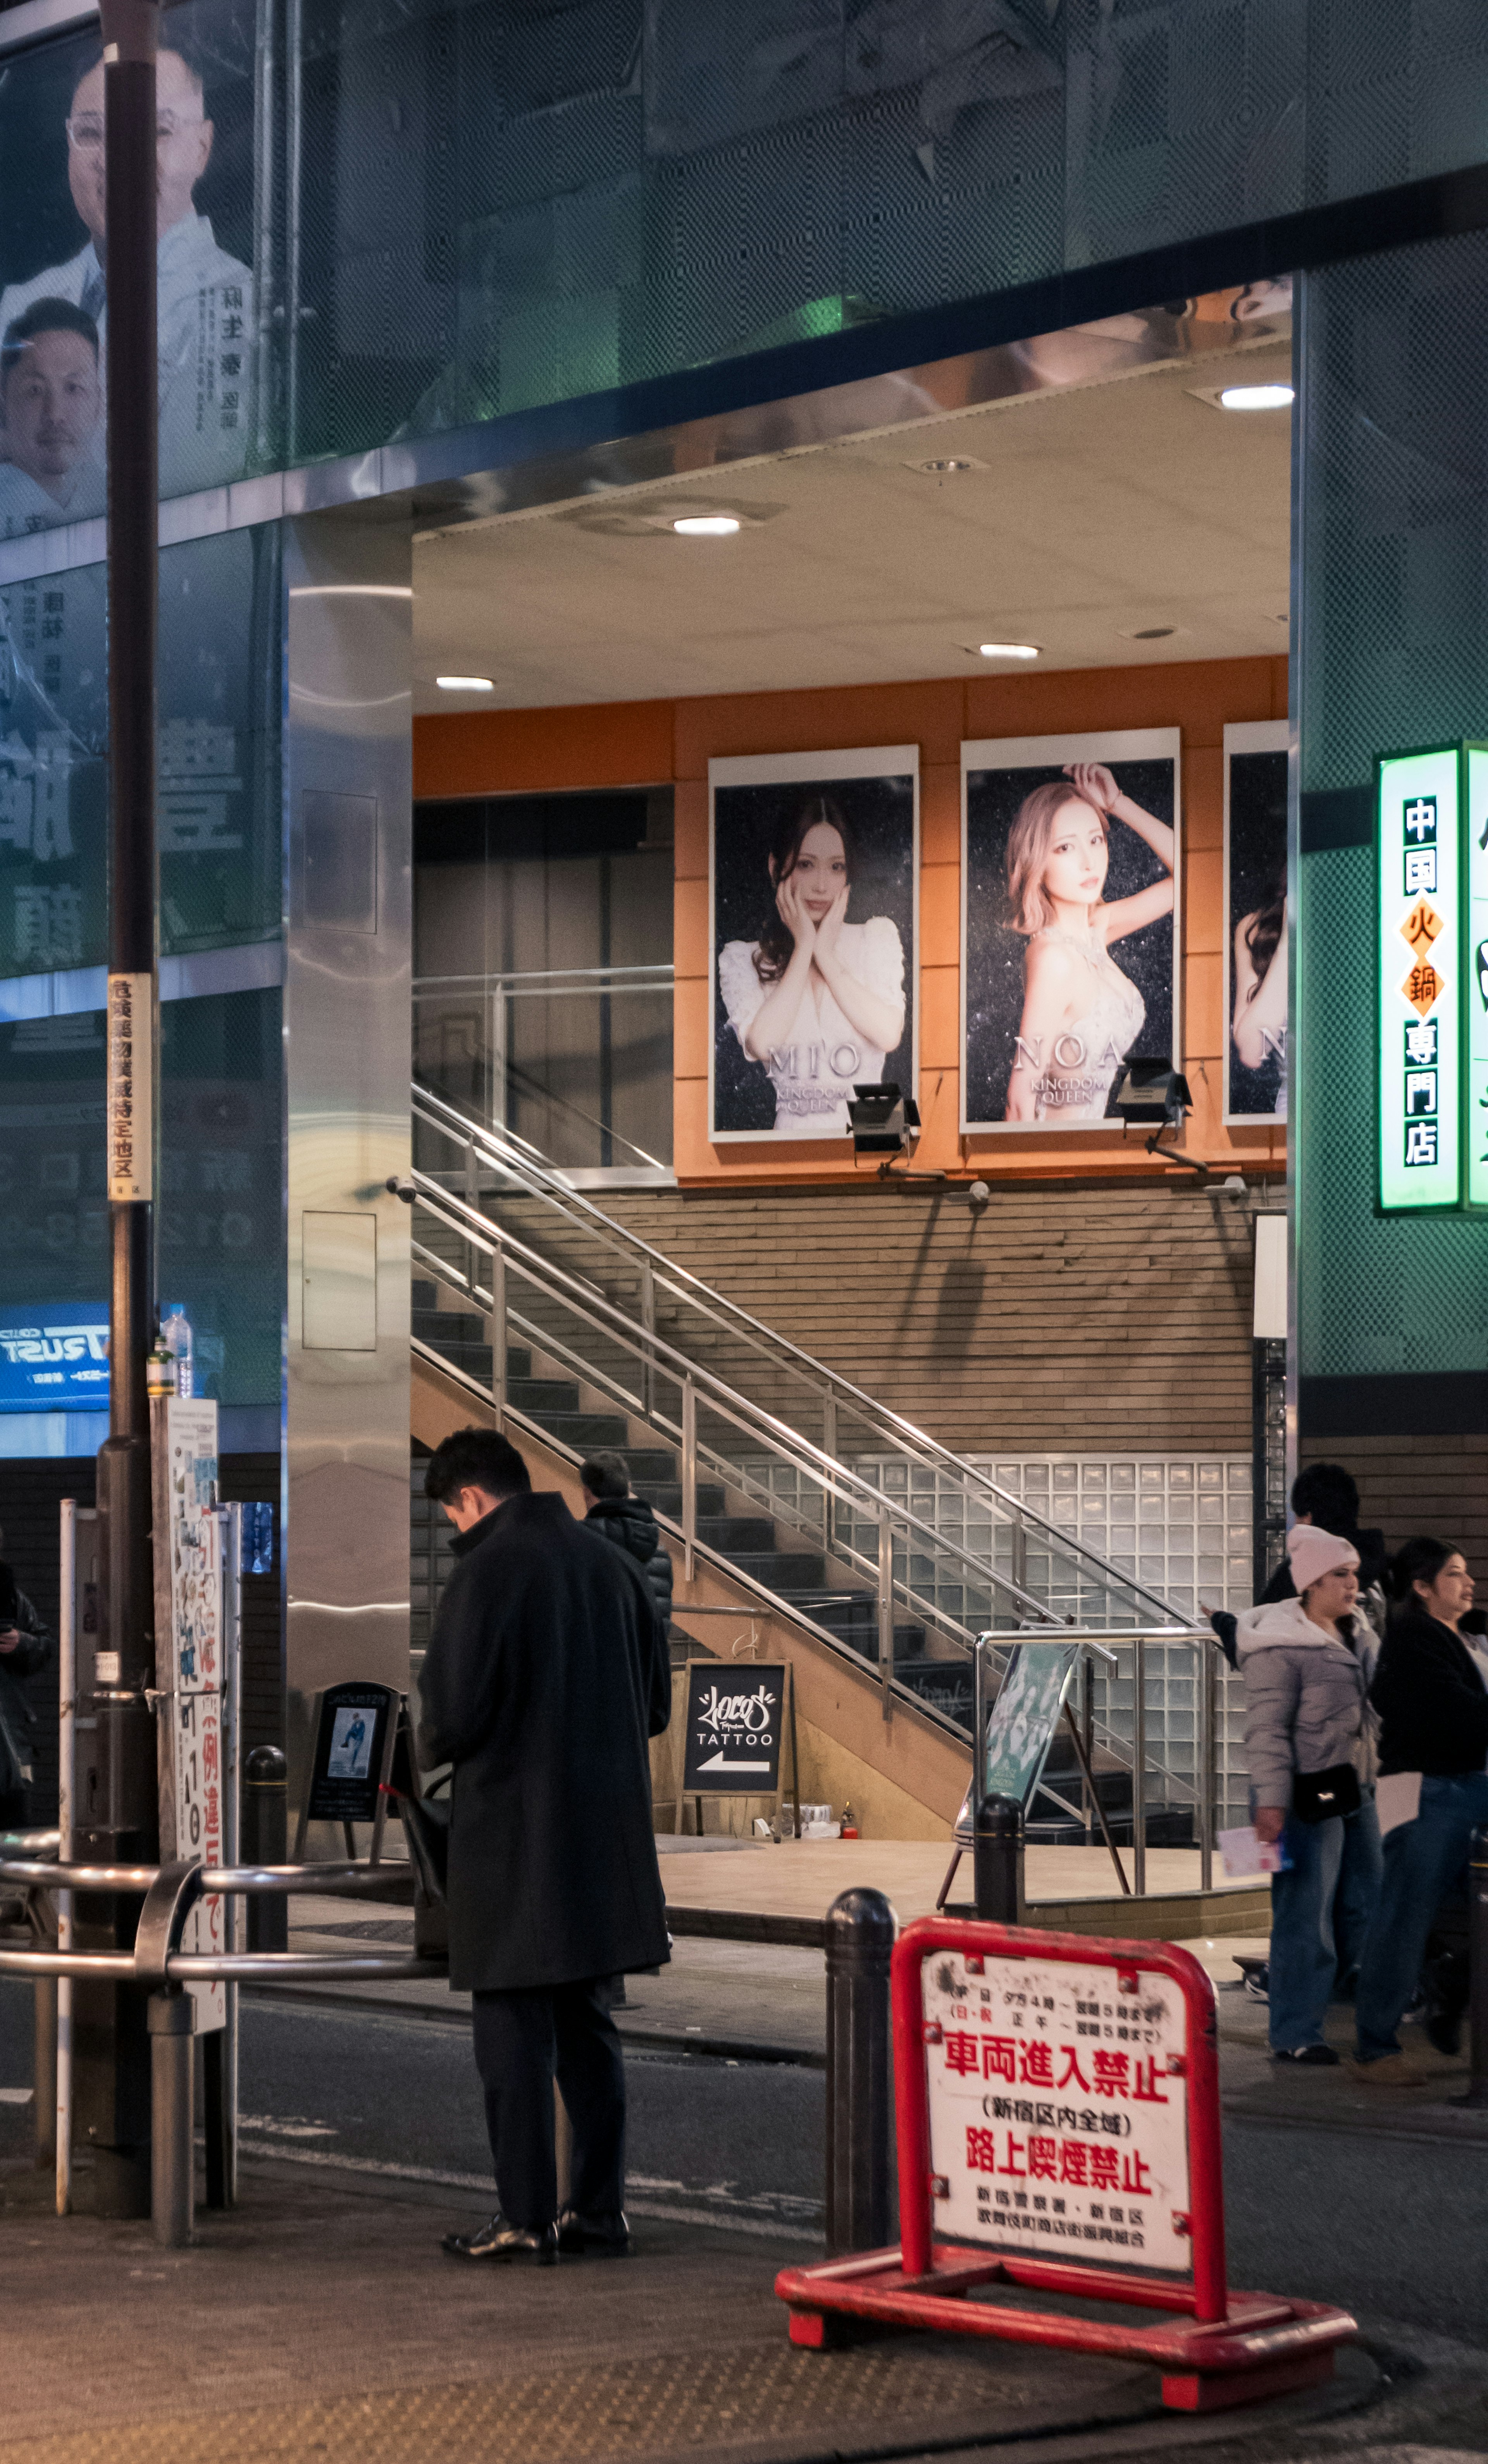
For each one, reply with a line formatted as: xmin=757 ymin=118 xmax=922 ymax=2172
xmin=0 ymin=1852 xmax=446 ymax=2250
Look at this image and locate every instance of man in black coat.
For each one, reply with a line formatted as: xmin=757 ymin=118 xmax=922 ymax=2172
xmin=579 ymin=1450 xmax=673 ymax=1628
xmin=418 ymin=1427 xmax=672 ymax=2265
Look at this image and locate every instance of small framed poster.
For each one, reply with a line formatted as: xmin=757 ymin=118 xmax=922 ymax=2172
xmin=295 ymin=1679 xmax=401 ymax=1852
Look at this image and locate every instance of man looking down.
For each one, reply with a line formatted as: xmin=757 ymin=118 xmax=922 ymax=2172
xmin=418 ymin=1428 xmax=672 ymax=2264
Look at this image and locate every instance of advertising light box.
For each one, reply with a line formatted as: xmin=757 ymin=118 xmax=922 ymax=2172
xmin=1466 ymin=744 xmax=1488 ymax=1211
xmin=0 ymin=1304 xmax=108 ymax=1409
xmin=1377 ymin=747 xmax=1462 ymax=1211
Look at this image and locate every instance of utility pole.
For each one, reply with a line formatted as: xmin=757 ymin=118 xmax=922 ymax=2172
xmin=74 ymin=0 xmax=162 ymax=2219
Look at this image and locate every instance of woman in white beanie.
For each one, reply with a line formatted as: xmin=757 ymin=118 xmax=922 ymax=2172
xmin=1235 ymin=1524 xmax=1382 ymax=2063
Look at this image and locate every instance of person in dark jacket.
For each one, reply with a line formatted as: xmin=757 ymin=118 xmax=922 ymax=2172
xmin=579 ymin=1451 xmax=673 ymax=1628
xmin=1207 ymin=1462 xmax=1388 ymax=1672
xmin=0 ymin=1536 xmax=52 ymax=1832
xmin=1352 ymin=1538 xmax=1488 ymax=2081
xmin=418 ymin=1427 xmax=672 ymax=2264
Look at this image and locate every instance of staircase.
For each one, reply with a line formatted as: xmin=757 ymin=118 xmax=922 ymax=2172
xmin=406 ymin=1082 xmax=1218 ymax=1854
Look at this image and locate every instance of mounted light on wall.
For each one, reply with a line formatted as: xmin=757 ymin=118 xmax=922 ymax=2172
xmin=1113 ymin=1057 xmax=1192 ymax=1127
xmin=847 ymin=1082 xmax=921 ymax=1171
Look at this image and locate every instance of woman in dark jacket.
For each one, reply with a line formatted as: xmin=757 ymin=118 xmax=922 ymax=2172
xmin=579 ymin=1453 xmax=673 ymax=1628
xmin=1353 ymin=1538 xmax=1488 ymax=2079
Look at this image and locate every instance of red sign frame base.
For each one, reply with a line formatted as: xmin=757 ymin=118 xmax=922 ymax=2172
xmin=776 ymin=1918 xmax=1355 ymax=2414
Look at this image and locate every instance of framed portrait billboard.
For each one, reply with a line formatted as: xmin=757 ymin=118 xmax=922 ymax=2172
xmin=1223 ymin=720 xmax=1289 ymax=1122
xmin=961 ymin=730 xmax=1181 ymax=1133
xmin=710 ymin=746 xmax=918 ymax=1142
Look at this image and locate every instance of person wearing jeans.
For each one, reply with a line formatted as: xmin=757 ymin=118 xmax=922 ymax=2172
xmin=1354 ymin=1539 xmax=1488 ymax=2081
xmin=1237 ymin=1525 xmax=1382 ymax=2064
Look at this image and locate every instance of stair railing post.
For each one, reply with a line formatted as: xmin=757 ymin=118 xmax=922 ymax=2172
xmin=877 ymin=1511 xmax=893 ymax=1720
xmin=822 ymin=1386 xmax=836 ymax=1555
xmin=490 ymin=1244 xmax=507 ymax=1431
xmin=682 ymin=1377 xmax=696 ymax=1581
xmin=1133 ymin=1635 xmax=1147 ymax=1899
xmin=639 ymin=1261 xmax=654 ymax=1419
xmin=1198 ymin=1632 xmax=1215 ymax=1894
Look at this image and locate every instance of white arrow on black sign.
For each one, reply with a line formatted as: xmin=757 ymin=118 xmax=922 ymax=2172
xmin=694 ymin=1748 xmax=773 ymax=1773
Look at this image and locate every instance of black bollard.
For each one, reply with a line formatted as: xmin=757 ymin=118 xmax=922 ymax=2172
xmin=824 ymin=1887 xmax=896 ymax=2254
xmin=1463 ymin=1824 xmax=1488 ymax=2110
xmin=974 ymin=1792 xmax=1023 ymax=1925
xmin=243 ymin=1745 xmax=288 ymax=1954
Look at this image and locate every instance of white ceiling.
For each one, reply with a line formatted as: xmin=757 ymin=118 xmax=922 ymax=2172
xmin=411 ymin=341 xmax=1293 ymax=715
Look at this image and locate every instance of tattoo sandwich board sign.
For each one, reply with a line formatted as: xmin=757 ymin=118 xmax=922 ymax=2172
xmin=775 ymin=1918 xmax=1356 ymax=2410
xmin=682 ymin=1661 xmax=788 ymax=1795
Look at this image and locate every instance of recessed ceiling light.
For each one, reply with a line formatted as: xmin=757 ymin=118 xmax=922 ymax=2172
xmin=1128 ymin=626 xmax=1176 ymax=641
xmin=912 ymin=456 xmax=984 ymax=475
xmin=1218 ymin=383 xmax=1295 ymax=411
xmin=673 ymin=514 xmax=741 ymax=537
xmin=976 ymin=642 xmax=1040 ymax=661
xmin=436 ymin=675 xmax=494 ymax=691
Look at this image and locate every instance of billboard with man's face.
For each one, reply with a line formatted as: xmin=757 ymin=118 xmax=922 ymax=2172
xmin=0 ymin=1 xmax=257 ymax=535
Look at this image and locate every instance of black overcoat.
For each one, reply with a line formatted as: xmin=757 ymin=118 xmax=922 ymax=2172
xmin=417 ymin=1490 xmax=673 ymax=1993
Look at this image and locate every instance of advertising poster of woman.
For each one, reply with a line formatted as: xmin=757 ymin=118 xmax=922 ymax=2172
xmin=1224 ymin=719 xmax=1289 ymax=1121
xmin=961 ymin=730 xmax=1181 ymax=1131
xmin=710 ymin=747 xmax=917 ymax=1141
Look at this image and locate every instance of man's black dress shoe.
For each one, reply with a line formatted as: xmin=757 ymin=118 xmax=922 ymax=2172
xmin=556 ymin=2206 xmax=632 ymax=2257
xmin=441 ymin=2212 xmax=558 ymax=2264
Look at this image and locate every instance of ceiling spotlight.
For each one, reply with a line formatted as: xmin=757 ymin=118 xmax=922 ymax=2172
xmin=913 ymin=456 xmax=983 ymax=474
xmin=1218 ymin=383 xmax=1295 ymax=411
xmin=436 ymin=675 xmax=494 ymax=692
xmin=977 ymin=642 xmax=1040 ymax=661
xmin=673 ymin=514 xmax=741 ymax=537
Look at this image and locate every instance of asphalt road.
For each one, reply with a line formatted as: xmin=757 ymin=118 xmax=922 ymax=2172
xmin=3 ymin=1982 xmax=1486 ymax=2343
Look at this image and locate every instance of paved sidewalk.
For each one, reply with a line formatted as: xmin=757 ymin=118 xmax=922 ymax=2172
xmin=0 ymin=2154 xmax=1373 ymax=2464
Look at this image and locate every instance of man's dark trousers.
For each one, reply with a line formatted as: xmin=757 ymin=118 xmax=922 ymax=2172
xmin=472 ymin=1977 xmax=625 ymax=2229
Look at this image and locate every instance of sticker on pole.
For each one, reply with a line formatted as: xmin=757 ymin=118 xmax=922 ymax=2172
xmin=922 ymin=1942 xmax=1192 ymax=2275
xmin=106 ymin=971 xmax=153 ymax=1201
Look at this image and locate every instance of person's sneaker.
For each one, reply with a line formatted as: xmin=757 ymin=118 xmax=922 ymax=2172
xmin=1237 ymin=1958 xmax=1269 ymax=2004
xmin=1425 ymin=2010 xmax=1462 ymax=2058
xmin=1350 ymin=2053 xmax=1417 ymax=2086
xmin=441 ymin=2213 xmax=558 ymax=2264
xmin=556 ymin=2206 xmax=632 ymax=2257
xmin=1272 ymin=2044 xmax=1339 ymax=2066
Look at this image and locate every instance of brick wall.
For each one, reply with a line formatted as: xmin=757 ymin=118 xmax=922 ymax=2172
xmin=0 ymin=1451 xmax=282 ymax=1827
xmin=603 ymin=1176 xmax=1256 ymax=1454
xmin=1299 ymin=1435 xmax=1488 ymax=1587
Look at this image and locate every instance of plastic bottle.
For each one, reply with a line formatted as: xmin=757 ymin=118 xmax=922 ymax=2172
xmin=161 ymin=1304 xmax=194 ymax=1399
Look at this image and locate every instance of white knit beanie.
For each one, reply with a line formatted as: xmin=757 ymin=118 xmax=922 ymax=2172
xmin=1287 ymin=1523 xmax=1359 ymax=1594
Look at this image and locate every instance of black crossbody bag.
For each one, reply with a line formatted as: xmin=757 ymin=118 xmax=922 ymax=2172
xmin=1291 ymin=1763 xmax=1362 ymax=1824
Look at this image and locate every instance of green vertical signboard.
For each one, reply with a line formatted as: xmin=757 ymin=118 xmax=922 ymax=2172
xmin=1467 ymin=744 xmax=1488 ymax=1212
xmin=1376 ymin=746 xmax=1462 ymax=1212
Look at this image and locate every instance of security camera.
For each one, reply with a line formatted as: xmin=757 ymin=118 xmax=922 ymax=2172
xmin=967 ymin=1180 xmax=991 ymax=1214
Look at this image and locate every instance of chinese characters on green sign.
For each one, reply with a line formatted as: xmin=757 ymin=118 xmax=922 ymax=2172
xmin=1376 ymin=744 xmax=1482 ymax=1212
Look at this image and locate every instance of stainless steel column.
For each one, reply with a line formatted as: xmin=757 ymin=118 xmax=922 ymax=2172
xmin=283 ymin=515 xmax=413 ymax=1805
xmin=1132 ymin=1637 xmax=1147 ymax=1900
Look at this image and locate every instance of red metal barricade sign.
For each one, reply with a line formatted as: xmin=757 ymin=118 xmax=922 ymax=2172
xmin=776 ymin=1916 xmax=1356 ymax=2414
xmin=922 ymin=1938 xmax=1192 ymax=2275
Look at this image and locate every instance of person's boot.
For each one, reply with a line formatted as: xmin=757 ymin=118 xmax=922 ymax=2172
xmin=1423 ymin=1950 xmax=1468 ymax=2057
xmin=441 ymin=2212 xmax=558 ymax=2264
xmin=556 ymin=2206 xmax=632 ymax=2257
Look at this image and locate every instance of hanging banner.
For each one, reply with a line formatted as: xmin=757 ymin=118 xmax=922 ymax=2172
xmin=1223 ymin=720 xmax=1288 ymax=1122
xmin=1376 ymin=746 xmax=1462 ymax=1212
xmin=1466 ymin=743 xmax=1488 ymax=1212
xmin=105 ymin=970 xmax=152 ymax=1201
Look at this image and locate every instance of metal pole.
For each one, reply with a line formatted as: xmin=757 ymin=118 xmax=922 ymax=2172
xmin=974 ymin=1795 xmax=1023 ymax=1925
xmin=33 ymin=1978 xmax=57 ymax=2173
xmin=56 ymin=1499 xmax=75 ymax=2216
xmin=1132 ymin=1637 xmax=1147 ymax=1899
xmin=682 ymin=1378 xmax=696 ymax=1581
xmin=82 ymin=0 xmax=163 ymax=2220
xmin=824 ymin=1887 xmax=896 ymax=2254
xmin=491 ymin=1245 xmax=507 ymax=1432
xmin=639 ymin=1261 xmax=654 ymax=1419
xmin=243 ymin=1748 xmax=288 ymax=1953
xmin=148 ymin=1988 xmax=194 ymax=2247
xmin=822 ymin=1388 xmax=836 ymax=1556
xmin=877 ymin=1513 xmax=893 ymax=1720
xmin=1198 ymin=1637 xmax=1215 ymax=1895
xmin=1462 ymin=1825 xmax=1488 ymax=2110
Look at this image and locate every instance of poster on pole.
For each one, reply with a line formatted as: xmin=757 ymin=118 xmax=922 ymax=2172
xmin=961 ymin=731 xmax=1180 ymax=1132
xmin=1223 ymin=720 xmax=1289 ymax=1121
xmin=953 ymin=1639 xmax=1079 ymax=1844
xmin=682 ymin=1662 xmax=788 ymax=1795
xmin=710 ymin=748 xmax=917 ymax=1141
xmin=160 ymin=1394 xmax=226 ymax=2030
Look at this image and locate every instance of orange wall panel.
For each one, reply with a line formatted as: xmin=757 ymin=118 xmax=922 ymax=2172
xmin=417 ymin=656 xmax=1286 ymax=1189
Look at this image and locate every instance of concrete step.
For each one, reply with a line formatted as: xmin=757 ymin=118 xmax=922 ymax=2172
xmin=507 ymin=1376 xmax=582 ymax=1414
xmin=696 ymin=1515 xmax=778 ymax=1552
xmin=534 ymin=1411 xmax=632 ymax=1448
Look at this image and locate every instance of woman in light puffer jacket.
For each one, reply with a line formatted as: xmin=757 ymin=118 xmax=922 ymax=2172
xmin=1236 ymin=1524 xmax=1382 ymax=2065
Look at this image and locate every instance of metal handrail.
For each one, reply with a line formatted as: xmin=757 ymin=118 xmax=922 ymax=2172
xmin=410 ymin=1184 xmax=1081 ymax=1632
xmin=412 ymin=1080 xmax=1185 ymax=1627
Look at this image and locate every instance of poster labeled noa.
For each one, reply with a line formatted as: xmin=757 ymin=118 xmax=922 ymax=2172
xmin=710 ymin=747 xmax=917 ymax=1140
xmin=961 ymin=731 xmax=1181 ymax=1131
xmin=1224 ymin=720 xmax=1289 ymax=1122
